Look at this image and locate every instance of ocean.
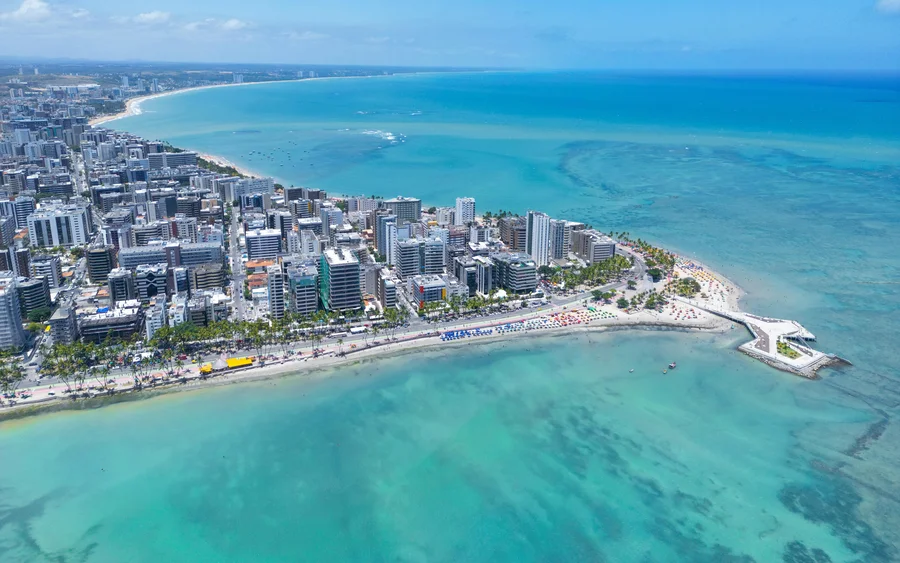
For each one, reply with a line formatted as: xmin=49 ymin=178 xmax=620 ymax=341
xmin=2 ymin=72 xmax=899 ymax=562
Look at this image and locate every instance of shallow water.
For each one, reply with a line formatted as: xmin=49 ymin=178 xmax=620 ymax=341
xmin=0 ymin=333 xmax=884 ymax=562
xmin=2 ymin=72 xmax=898 ymax=561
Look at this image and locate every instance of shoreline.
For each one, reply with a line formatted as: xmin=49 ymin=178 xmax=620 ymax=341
xmin=0 ymin=317 xmax=731 ymax=423
xmin=2 ymin=222 xmax=845 ymax=423
xmin=88 ymin=71 xmax=452 ymax=127
xmin=88 ymin=73 xmax=415 ymax=183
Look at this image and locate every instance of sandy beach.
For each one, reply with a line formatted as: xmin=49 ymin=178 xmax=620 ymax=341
xmin=1 ymin=267 xmax=743 ymax=420
xmin=88 ymin=75 xmax=388 ymax=181
xmin=89 ymin=79 xmax=308 ymax=127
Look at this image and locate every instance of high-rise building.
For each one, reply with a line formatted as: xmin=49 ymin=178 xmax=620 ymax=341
xmin=86 ymin=245 xmax=116 ymax=283
xmin=499 ymin=216 xmax=527 ymax=252
xmin=376 ymin=268 xmax=397 ymax=310
xmin=0 ymin=196 xmax=35 ymax=229
xmin=267 ymin=264 xmax=286 ymax=320
xmin=435 ymin=207 xmax=454 ymax=226
xmin=549 ymin=219 xmax=569 ymax=261
xmin=420 ymin=237 xmax=446 ymax=275
xmin=171 ymin=214 xmax=198 ymax=243
xmin=393 ymin=238 xmax=421 ymax=280
xmin=16 ymin=277 xmax=51 ymax=320
xmin=0 ymin=285 xmax=26 ymax=349
xmin=30 ymin=254 xmax=63 ymax=288
xmin=230 ymin=177 xmax=275 ymax=201
xmin=491 ymin=253 xmax=538 ymax=294
xmin=473 ymin=256 xmax=494 ymax=295
xmin=27 ymin=205 xmax=91 ymax=247
xmin=382 ymin=196 xmax=421 ymax=225
xmin=375 ymin=214 xmax=397 ymax=258
xmin=246 ymin=229 xmax=282 ymax=260
xmin=287 ymin=265 xmax=318 ymax=315
xmin=525 ymin=211 xmax=551 ymax=267
xmin=49 ymin=307 xmax=78 ymax=344
xmin=134 ymin=264 xmax=168 ymax=302
xmin=11 ymin=248 xmax=30 ymax=279
xmin=571 ymin=230 xmax=617 ymax=265
xmin=147 ymin=152 xmax=198 ymax=169
xmin=319 ymin=248 xmax=361 ymax=312
xmin=107 ymin=268 xmax=136 ymax=305
xmin=454 ymin=197 xmax=475 ymax=226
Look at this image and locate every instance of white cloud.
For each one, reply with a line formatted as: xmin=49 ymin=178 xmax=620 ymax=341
xmin=876 ymin=0 xmax=900 ymax=12
xmin=0 ymin=0 xmax=52 ymax=22
xmin=71 ymin=8 xmax=89 ymax=19
xmin=134 ymin=11 xmax=170 ymax=24
xmin=184 ymin=18 xmax=215 ymax=31
xmin=287 ymin=30 xmax=329 ymax=41
xmin=220 ymin=18 xmax=248 ymax=31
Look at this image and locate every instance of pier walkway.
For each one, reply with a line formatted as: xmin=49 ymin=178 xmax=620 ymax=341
xmin=672 ymin=296 xmax=846 ymax=379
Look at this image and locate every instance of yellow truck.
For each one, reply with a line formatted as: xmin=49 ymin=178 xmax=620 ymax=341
xmin=226 ymin=357 xmax=254 ymax=369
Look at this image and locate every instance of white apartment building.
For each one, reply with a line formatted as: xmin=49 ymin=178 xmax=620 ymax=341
xmin=525 ymin=210 xmax=551 ymax=267
xmin=27 ymin=204 xmax=91 ymax=247
xmin=454 ymin=197 xmax=475 ymax=226
xmin=245 ymin=228 xmax=282 ymax=260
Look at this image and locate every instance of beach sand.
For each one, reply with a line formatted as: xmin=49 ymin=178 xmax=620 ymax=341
xmin=1 ymin=286 xmax=738 ymax=421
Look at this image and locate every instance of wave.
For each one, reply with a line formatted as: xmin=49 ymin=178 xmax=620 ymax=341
xmin=360 ymin=129 xmax=405 ymax=144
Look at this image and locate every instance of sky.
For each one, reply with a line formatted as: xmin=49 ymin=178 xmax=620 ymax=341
xmin=1 ymin=0 xmax=899 ymax=70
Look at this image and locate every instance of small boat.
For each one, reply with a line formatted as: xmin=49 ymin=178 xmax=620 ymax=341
xmin=668 ymin=362 xmax=677 ymax=369
xmin=629 ymin=369 xmax=634 ymax=373
xmin=662 ymin=369 xmax=668 ymax=374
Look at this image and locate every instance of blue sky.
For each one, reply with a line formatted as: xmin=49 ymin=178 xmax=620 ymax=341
xmin=1 ymin=0 xmax=899 ymax=69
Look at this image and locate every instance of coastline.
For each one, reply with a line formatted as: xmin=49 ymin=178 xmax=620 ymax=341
xmin=88 ymin=71 xmax=447 ymax=127
xmin=88 ymin=74 xmax=397 ymax=181
xmin=2 ymin=219 xmax=845 ymax=422
xmin=0 ymin=315 xmax=731 ymax=423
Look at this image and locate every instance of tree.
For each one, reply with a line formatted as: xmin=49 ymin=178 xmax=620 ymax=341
xmin=538 ymin=265 xmax=555 ymax=278
xmin=427 ymin=206 xmax=437 ymax=214
xmin=648 ymin=268 xmax=663 ymax=283
xmin=591 ymin=289 xmax=604 ymax=301
xmin=27 ymin=307 xmax=52 ymax=323
xmin=616 ymin=297 xmax=629 ymax=309
xmin=0 ymin=351 xmax=25 ymax=399
xmin=25 ymin=322 xmax=44 ymax=334
xmin=627 ymin=280 xmax=637 ymax=290
xmin=70 ymin=247 xmax=85 ymax=259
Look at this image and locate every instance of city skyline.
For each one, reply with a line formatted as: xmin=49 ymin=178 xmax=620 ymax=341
xmin=0 ymin=0 xmax=898 ymax=70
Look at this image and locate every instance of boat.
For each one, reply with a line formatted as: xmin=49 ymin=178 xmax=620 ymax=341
xmin=668 ymin=362 xmax=677 ymax=369
xmin=663 ymin=369 xmax=668 ymax=374
xmin=629 ymin=369 xmax=634 ymax=373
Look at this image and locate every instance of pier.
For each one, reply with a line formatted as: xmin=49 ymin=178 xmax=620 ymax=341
xmin=672 ymin=296 xmax=849 ymax=379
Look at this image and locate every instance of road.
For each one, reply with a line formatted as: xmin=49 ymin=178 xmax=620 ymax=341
xmin=229 ymin=208 xmax=246 ymax=321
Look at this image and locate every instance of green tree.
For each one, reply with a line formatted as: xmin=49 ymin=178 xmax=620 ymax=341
xmin=0 ymin=351 xmax=25 ymax=399
xmin=27 ymin=307 xmax=52 ymax=323
xmin=616 ymin=297 xmax=629 ymax=309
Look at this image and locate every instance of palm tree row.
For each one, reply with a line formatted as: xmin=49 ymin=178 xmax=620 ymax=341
xmin=37 ymin=308 xmax=413 ymax=394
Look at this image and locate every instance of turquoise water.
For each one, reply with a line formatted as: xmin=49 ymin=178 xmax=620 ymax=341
xmin=2 ymin=72 xmax=900 ymax=561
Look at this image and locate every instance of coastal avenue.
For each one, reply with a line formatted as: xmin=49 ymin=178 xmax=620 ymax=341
xmin=229 ymin=207 xmax=246 ymax=322
xmin=11 ymin=276 xmax=636 ymax=406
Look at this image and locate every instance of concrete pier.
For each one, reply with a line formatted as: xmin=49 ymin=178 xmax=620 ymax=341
xmin=673 ymin=296 xmax=849 ymax=379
